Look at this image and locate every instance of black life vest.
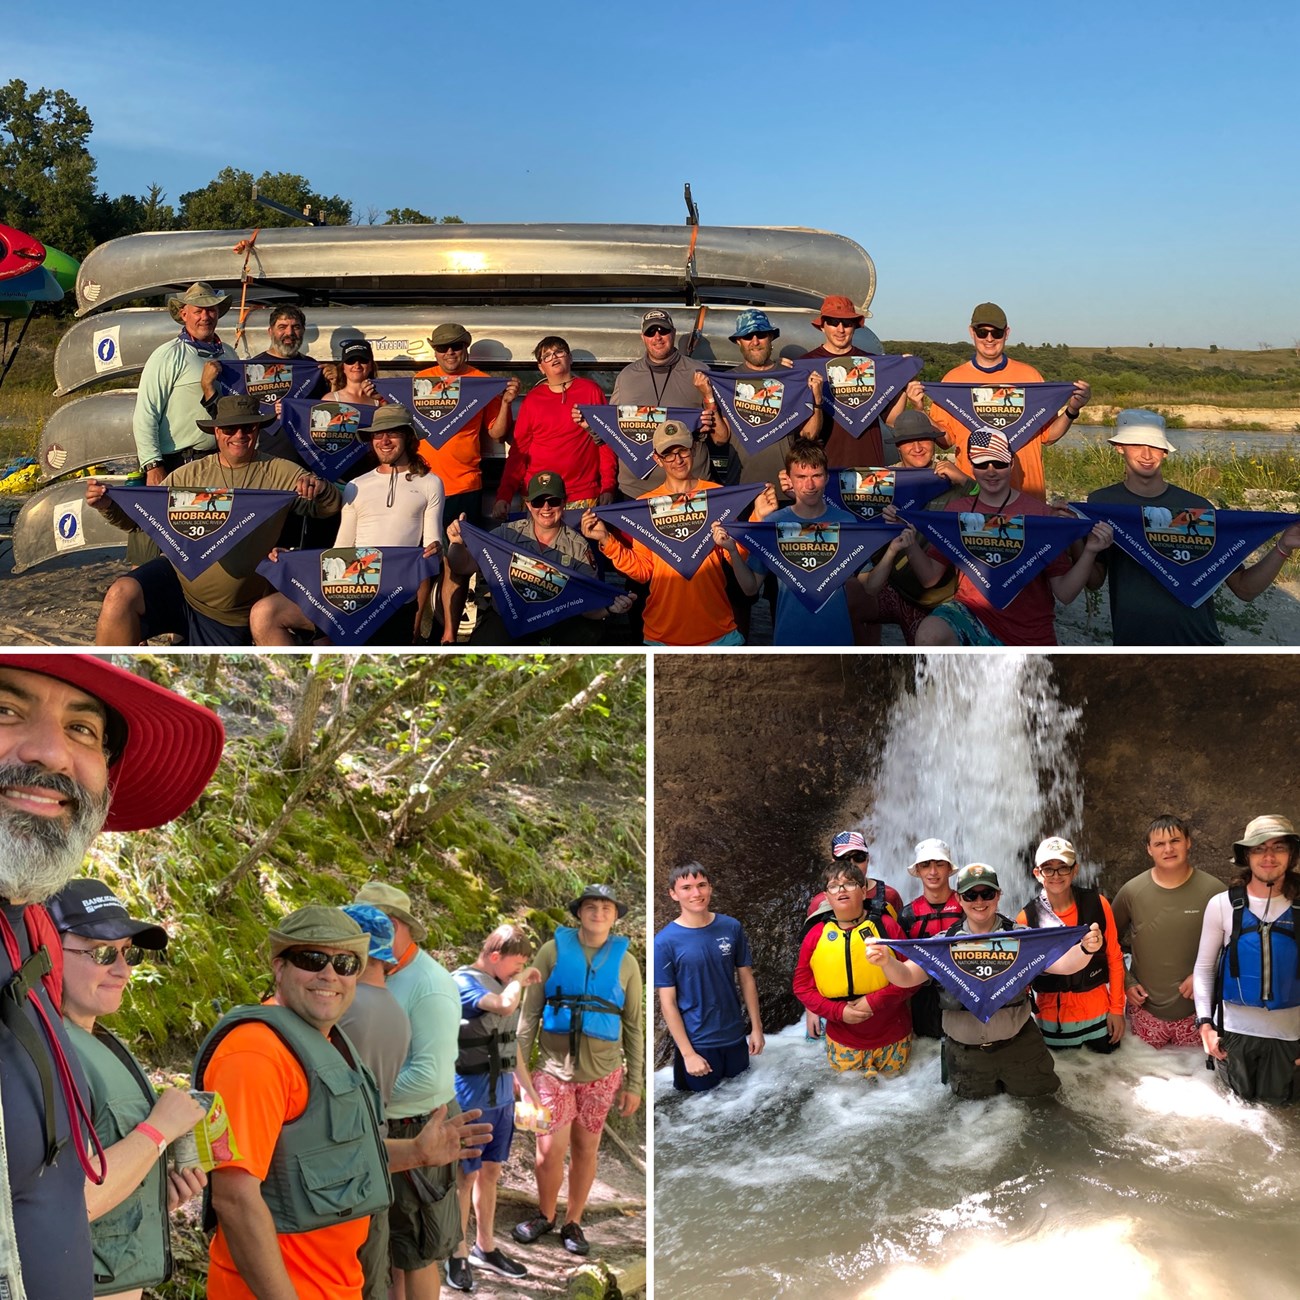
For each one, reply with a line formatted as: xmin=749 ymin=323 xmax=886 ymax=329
xmin=1023 ymin=887 xmax=1109 ymax=994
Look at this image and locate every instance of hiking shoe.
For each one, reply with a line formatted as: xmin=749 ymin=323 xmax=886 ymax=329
xmin=445 ymin=1256 xmax=474 ymax=1292
xmin=470 ymin=1244 xmax=528 ymax=1278
xmin=511 ymin=1214 xmax=555 ymax=1244
xmin=560 ymin=1221 xmax=589 ymax=1256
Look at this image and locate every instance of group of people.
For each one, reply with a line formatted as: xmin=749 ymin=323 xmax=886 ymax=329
xmin=656 ymin=815 xmax=1299 ymax=1106
xmin=0 ymin=655 xmax=644 ymax=1299
xmin=83 ymin=288 xmax=1300 ymax=648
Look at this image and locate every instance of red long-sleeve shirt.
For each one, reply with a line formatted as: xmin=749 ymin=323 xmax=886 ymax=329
xmin=497 ymin=377 xmax=617 ymax=505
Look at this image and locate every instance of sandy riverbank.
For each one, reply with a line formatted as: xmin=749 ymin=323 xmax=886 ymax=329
xmin=1090 ymin=403 xmax=1300 ymax=431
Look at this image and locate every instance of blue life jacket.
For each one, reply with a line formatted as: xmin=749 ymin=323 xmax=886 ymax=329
xmin=1216 ymin=886 xmax=1300 ymax=1013
xmin=542 ymin=928 xmax=628 ymax=1047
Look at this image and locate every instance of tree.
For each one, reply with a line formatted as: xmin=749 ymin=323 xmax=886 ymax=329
xmin=178 ymin=167 xmax=353 ymax=229
xmin=0 ymin=79 xmax=99 ymax=257
xmin=384 ymin=209 xmax=464 ymax=225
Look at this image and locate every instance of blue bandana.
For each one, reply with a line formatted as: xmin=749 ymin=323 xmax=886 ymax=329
xmin=924 ymin=382 xmax=1077 ymax=451
xmin=279 ymin=397 xmax=376 ymax=478
xmin=580 ymin=405 xmax=701 ymax=479
xmin=703 ymin=362 xmax=818 ymax=452
xmin=818 ymin=353 xmax=924 ymax=436
xmin=826 ymin=467 xmax=952 ymax=521
xmin=374 ymin=376 xmax=508 ymax=449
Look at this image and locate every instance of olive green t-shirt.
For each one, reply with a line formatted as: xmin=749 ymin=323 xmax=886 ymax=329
xmin=1110 ymin=868 xmax=1226 ymax=1020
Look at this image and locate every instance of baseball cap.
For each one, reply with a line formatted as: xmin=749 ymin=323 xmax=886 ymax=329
xmin=527 ymin=471 xmax=566 ymax=503
xmin=47 ymin=878 xmax=168 ymax=949
xmin=652 ymin=420 xmax=694 ymax=454
xmin=970 ymin=303 xmax=1007 ymax=329
xmin=954 ymin=863 xmax=1001 ymax=895
xmin=1034 ymin=836 xmax=1077 ymax=869
xmin=340 ymin=339 xmax=374 ymax=364
xmin=831 ymin=831 xmax=868 ymax=858
xmin=967 ymin=427 xmax=1013 ymax=466
xmin=641 ymin=309 xmax=675 ymax=333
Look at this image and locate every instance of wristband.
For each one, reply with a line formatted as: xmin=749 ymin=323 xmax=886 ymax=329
xmin=135 ymin=1122 xmax=168 ymax=1153
xmin=1195 ymin=1017 xmax=1214 ymax=1029
xmin=1063 ymin=408 xmax=1079 ymax=422
xmin=1276 ymin=544 xmax=1294 ymax=560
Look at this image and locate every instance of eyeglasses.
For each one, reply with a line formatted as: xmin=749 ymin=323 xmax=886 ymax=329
xmin=973 ymin=327 xmax=1007 ymax=340
xmin=1037 ymin=865 xmax=1075 ymax=877
xmin=65 ymin=943 xmax=145 ymax=967
xmin=837 ymin=851 xmax=869 ymax=864
xmin=643 ymin=327 xmax=674 ymax=338
xmin=538 ymin=350 xmax=569 ymax=364
xmin=281 ymin=948 xmax=363 ymax=977
xmin=960 ymin=888 xmax=998 ymax=902
xmin=826 ymin=880 xmax=860 ymax=893
xmin=821 ymin=317 xmax=856 ymax=328
xmin=657 ymin=445 xmax=692 ymax=462
xmin=530 ymin=496 xmax=563 ymax=509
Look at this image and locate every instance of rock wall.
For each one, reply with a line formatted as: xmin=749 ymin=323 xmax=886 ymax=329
xmin=653 ymin=652 xmax=1300 ymax=1046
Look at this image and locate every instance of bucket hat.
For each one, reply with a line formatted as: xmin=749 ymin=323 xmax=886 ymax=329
xmin=353 ymin=882 xmax=428 ymax=943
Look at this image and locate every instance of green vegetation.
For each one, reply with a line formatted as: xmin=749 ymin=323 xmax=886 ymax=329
xmin=885 ymin=339 xmax=1300 ymax=410
xmin=93 ymin=653 xmax=646 ymax=1057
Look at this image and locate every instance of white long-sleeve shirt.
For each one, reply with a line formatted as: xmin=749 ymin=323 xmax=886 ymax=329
xmin=336 ymin=467 xmax=444 ymax=549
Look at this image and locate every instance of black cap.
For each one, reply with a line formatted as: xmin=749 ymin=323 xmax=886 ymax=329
xmin=340 ymin=339 xmax=374 ymax=364
xmin=567 ymin=883 xmax=628 ymax=919
xmin=46 ymin=879 xmax=168 ymax=949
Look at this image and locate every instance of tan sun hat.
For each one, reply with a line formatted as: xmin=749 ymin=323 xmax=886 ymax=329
xmin=269 ymin=906 xmax=371 ymax=963
xmin=168 ymin=281 xmax=231 ymax=322
xmin=353 ymin=881 xmax=427 ymax=943
xmin=1233 ymin=815 xmax=1298 ymax=852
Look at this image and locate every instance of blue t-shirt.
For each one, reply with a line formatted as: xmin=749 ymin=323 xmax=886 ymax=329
xmin=653 ymin=914 xmax=753 ymax=1050
xmin=746 ymin=502 xmax=858 ymax=646
xmin=452 ymin=967 xmax=517 ymax=1112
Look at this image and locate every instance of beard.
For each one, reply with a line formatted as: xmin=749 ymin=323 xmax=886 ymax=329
xmin=0 ymin=764 xmax=112 ymax=904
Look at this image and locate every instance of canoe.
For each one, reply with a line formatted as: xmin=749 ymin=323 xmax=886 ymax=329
xmin=12 ymin=476 xmax=130 ymax=574
xmin=0 ymin=266 xmax=65 ymax=320
xmin=75 ymin=223 xmax=876 ymax=318
xmin=55 ymin=302 xmax=883 ymax=395
xmin=42 ymin=245 xmax=80 ymax=296
xmin=0 ymin=223 xmax=45 ymax=282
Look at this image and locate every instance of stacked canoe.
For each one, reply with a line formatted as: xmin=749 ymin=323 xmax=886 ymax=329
xmin=18 ymin=222 xmax=880 ymax=573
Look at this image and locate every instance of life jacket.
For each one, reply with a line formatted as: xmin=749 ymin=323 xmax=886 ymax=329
xmin=1213 ymin=886 xmax=1300 ymax=1020
xmin=807 ymin=915 xmax=891 ymax=998
xmin=454 ymin=965 xmax=518 ymax=1108
xmin=1023 ymin=887 xmax=1109 ymax=994
xmin=803 ymin=882 xmax=897 ymax=937
xmin=937 ymin=915 xmax=1028 ymax=1013
xmin=542 ymin=928 xmax=629 ymax=1057
xmin=898 ymin=894 xmax=964 ymax=939
xmin=65 ymin=1021 xmax=172 ymax=1293
xmin=193 ymin=1004 xmax=392 ymax=1236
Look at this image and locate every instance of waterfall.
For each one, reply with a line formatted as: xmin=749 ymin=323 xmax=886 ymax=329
xmin=858 ymin=654 xmax=1088 ymax=904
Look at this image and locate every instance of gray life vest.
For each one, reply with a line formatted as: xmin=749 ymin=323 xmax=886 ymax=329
xmin=193 ymin=1004 xmax=392 ymax=1236
xmin=454 ymin=966 xmax=518 ymax=1108
xmin=65 ymin=1021 xmax=172 ymax=1294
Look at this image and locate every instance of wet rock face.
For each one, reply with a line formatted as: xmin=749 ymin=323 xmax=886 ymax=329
xmin=653 ymin=652 xmax=1300 ymax=1048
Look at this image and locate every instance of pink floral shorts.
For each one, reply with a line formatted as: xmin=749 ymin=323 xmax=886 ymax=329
xmin=536 ymin=1066 xmax=624 ymax=1133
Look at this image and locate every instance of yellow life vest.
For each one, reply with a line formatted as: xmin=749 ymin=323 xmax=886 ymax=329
xmin=808 ymin=916 xmax=890 ymax=998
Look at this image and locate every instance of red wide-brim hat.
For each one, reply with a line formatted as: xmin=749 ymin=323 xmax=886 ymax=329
xmin=0 ymin=653 xmax=225 ymax=831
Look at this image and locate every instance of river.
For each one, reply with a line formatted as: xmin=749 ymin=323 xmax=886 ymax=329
xmin=652 ymin=655 xmax=1300 ymax=1298
xmin=1073 ymin=424 xmax=1300 ymax=456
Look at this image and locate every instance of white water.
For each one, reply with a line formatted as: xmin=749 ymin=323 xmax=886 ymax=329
xmin=858 ymin=654 xmax=1087 ymax=902
xmin=654 ymin=654 xmax=1300 ymax=1297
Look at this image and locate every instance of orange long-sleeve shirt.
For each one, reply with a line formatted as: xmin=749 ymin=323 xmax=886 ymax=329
xmin=1016 ymin=893 xmax=1127 ymax=1028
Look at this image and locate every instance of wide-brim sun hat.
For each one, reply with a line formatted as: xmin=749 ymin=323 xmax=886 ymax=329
xmin=1107 ymin=408 xmax=1176 ymax=453
xmin=1233 ymin=814 xmax=1298 ymax=852
xmin=352 ymin=881 xmax=428 ymax=943
xmin=168 ymin=281 xmax=231 ymax=322
xmin=362 ymin=403 xmax=416 ymax=438
xmin=195 ymin=393 xmax=277 ymax=433
xmin=811 ymin=294 xmax=864 ymax=329
xmin=0 ymin=653 xmax=224 ymax=832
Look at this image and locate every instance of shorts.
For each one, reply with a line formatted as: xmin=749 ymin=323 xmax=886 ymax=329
xmin=459 ymin=1101 xmax=515 ymax=1171
xmin=1128 ymin=1004 xmax=1201 ymax=1048
xmin=945 ymin=1019 xmax=1060 ymax=1099
xmin=357 ymin=1205 xmax=390 ymax=1300
xmin=866 ymin=583 xmax=929 ymax=645
xmin=672 ymin=1039 xmax=750 ymax=1093
xmin=534 ymin=1067 xmax=623 ymax=1134
xmin=133 ymin=557 xmax=253 ymax=646
xmin=442 ymin=490 xmax=482 ymax=530
xmin=824 ymin=1033 xmax=912 ymax=1078
xmin=644 ymin=629 xmax=744 ymax=647
xmin=1214 ymin=1030 xmax=1300 ymax=1104
xmin=927 ymin=600 xmax=1004 ymax=647
xmin=387 ymin=1106 xmax=462 ymax=1268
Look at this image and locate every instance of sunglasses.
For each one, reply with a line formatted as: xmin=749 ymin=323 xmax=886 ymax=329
xmin=281 ymin=948 xmax=363 ymax=977
xmin=973 ymin=327 xmax=1007 ymax=340
xmin=65 ymin=943 xmax=146 ymax=967
xmin=643 ymin=326 xmax=674 ymax=337
xmin=217 ymin=424 xmax=261 ymax=435
xmin=433 ymin=343 xmax=466 ymax=352
xmin=970 ymin=459 xmax=1011 ymax=470
xmin=530 ymin=496 xmax=563 ymax=508
xmin=837 ymin=851 xmax=869 ymax=864
xmin=960 ymin=888 xmax=998 ymax=902
xmin=821 ymin=317 xmax=857 ymax=328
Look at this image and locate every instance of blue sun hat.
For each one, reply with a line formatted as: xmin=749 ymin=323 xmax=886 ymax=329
xmin=342 ymin=903 xmax=397 ymax=962
xmin=729 ymin=309 xmax=780 ymax=342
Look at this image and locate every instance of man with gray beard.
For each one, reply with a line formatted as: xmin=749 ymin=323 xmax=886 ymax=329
xmin=0 ymin=654 xmax=224 ymax=1299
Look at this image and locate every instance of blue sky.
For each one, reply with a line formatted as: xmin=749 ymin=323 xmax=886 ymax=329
xmin=9 ymin=1 xmax=1299 ymax=349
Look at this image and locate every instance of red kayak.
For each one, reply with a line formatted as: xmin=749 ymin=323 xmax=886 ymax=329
xmin=0 ymin=223 xmax=46 ymax=282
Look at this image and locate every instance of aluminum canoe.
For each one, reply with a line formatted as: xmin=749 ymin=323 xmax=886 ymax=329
xmin=55 ymin=302 xmax=882 ymax=396
xmin=12 ymin=476 xmax=129 ymax=574
xmin=39 ymin=391 xmax=139 ymax=480
xmin=75 ymin=224 xmax=876 ymax=318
